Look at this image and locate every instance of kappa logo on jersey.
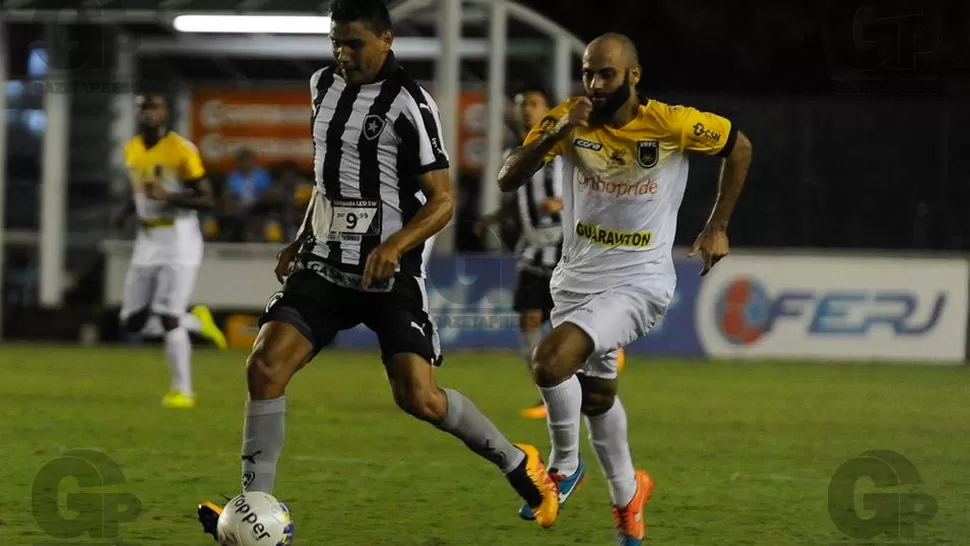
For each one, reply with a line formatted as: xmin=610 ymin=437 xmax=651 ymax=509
xmin=573 ymin=138 xmax=603 ymax=151
xmin=609 ymin=149 xmax=627 ymax=166
xmin=363 ymin=114 xmax=386 ymax=141
xmin=636 ymin=140 xmax=659 ymax=168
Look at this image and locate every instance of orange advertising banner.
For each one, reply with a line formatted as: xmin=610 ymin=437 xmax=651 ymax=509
xmin=189 ymin=86 xmax=489 ymax=175
xmin=190 ymin=88 xmax=314 ymax=173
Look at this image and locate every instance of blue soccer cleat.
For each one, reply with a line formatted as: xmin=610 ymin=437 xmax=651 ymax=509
xmin=518 ymin=457 xmax=586 ymax=521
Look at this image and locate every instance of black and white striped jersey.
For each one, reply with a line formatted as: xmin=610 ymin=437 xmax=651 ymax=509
xmin=509 ymin=148 xmax=565 ymax=274
xmin=299 ymin=52 xmax=449 ymax=291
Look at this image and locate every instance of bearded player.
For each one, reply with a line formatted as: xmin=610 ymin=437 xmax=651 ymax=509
xmin=480 ymin=86 xmax=626 ymax=422
xmin=116 ymin=92 xmax=226 ymax=408
xmin=498 ymin=33 xmax=753 ymax=544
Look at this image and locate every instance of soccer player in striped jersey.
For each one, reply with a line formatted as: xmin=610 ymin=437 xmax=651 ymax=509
xmin=197 ymin=0 xmax=561 ymax=537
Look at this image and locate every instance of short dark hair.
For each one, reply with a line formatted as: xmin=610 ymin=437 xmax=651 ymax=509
xmin=515 ymin=83 xmax=552 ymax=104
xmin=136 ymin=90 xmax=169 ymax=108
xmin=329 ymin=0 xmax=392 ymax=34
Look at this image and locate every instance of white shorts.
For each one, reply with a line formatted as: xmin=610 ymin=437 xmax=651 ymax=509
xmin=119 ymin=263 xmax=199 ymax=320
xmin=550 ymin=278 xmax=675 ymax=379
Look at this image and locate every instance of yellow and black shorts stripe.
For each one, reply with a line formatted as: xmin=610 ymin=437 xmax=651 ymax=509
xmin=140 ymin=218 xmax=176 ymax=228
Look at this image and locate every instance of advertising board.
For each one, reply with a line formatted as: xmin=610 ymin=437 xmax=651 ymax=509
xmin=694 ymin=255 xmax=969 ymax=362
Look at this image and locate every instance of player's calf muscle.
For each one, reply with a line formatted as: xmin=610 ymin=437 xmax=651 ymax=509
xmin=578 ymin=375 xmax=617 ymax=416
xmin=391 ymin=381 xmax=447 ymax=422
xmin=385 ymin=354 xmax=447 ymax=422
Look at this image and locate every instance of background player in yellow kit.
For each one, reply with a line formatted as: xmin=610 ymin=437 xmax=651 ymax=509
xmin=117 ymin=92 xmax=226 ymax=408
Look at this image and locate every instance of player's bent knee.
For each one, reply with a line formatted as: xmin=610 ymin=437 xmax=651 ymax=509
xmin=531 ymin=325 xmax=593 ymax=388
xmin=246 ymin=321 xmax=315 ymax=399
xmin=246 ymin=349 xmax=293 ymax=400
xmin=531 ymin=340 xmax=574 ymax=388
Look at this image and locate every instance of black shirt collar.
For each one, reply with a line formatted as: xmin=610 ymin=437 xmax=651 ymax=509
xmin=348 ymin=50 xmax=399 ymax=85
xmin=375 ymin=50 xmax=400 ymax=80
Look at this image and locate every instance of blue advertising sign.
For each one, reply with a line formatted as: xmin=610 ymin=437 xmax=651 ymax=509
xmin=333 ymin=254 xmax=704 ymax=357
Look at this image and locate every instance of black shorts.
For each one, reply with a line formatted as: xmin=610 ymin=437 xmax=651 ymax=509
xmin=513 ymin=269 xmax=555 ymax=320
xmin=259 ymin=269 xmax=442 ymax=366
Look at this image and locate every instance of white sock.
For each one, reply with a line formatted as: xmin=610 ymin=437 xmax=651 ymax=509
xmin=519 ymin=328 xmax=542 ymax=374
xmin=181 ymin=312 xmax=202 ymax=334
xmin=538 ymin=375 xmax=582 ymax=475
xmin=164 ymin=327 xmax=193 ymax=395
xmin=141 ymin=313 xmax=201 ymax=336
xmin=585 ymin=396 xmax=637 ymax=507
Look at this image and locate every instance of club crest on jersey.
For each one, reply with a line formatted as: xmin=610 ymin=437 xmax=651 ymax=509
xmin=363 ymin=114 xmax=386 ymax=141
xmin=636 ymin=140 xmax=659 ymax=168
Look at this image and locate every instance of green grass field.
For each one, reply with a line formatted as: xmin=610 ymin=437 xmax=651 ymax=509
xmin=1 ymin=344 xmax=969 ymax=545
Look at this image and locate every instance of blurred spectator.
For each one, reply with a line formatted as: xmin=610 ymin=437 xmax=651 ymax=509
xmin=223 ymin=147 xmax=273 ymax=241
xmin=272 ymin=161 xmax=314 ymax=241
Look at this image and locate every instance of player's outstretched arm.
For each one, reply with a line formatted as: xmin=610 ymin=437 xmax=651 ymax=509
xmin=497 ymin=97 xmax=591 ymax=193
xmin=689 ymin=130 xmax=753 ymax=275
xmin=705 ymin=130 xmax=752 ymax=231
xmin=497 ymin=136 xmax=563 ymax=193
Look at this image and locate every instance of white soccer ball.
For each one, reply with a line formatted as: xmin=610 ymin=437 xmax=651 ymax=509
xmin=216 ymin=492 xmax=295 ymax=546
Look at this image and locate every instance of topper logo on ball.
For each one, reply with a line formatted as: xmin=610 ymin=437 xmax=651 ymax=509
xmin=31 ymin=448 xmax=142 ymax=545
xmin=825 ymin=0 xmax=942 ymax=95
xmin=828 ymin=449 xmax=937 ymax=542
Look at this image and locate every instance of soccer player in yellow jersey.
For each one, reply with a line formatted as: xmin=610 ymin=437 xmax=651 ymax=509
xmin=499 ymin=33 xmax=752 ymax=543
xmin=116 ymin=92 xmax=227 ymax=408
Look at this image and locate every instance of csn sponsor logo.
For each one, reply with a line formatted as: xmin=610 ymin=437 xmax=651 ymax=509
xmin=714 ymin=276 xmax=946 ymax=346
xmin=692 ymin=122 xmax=721 ymax=143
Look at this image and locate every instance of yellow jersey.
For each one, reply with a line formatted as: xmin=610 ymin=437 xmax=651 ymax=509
xmin=524 ymin=97 xmax=735 ymax=292
xmin=123 ymin=131 xmax=207 ymax=266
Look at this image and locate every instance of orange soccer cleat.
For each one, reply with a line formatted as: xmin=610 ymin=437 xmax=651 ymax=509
xmin=519 ymin=399 xmax=548 ymax=419
xmin=611 ymin=469 xmax=654 ymax=545
xmin=507 ymin=443 xmax=560 ymax=528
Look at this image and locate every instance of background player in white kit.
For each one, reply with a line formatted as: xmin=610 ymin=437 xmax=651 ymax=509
xmin=116 ymin=92 xmax=227 ymax=409
xmin=498 ymin=33 xmax=753 ymax=545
